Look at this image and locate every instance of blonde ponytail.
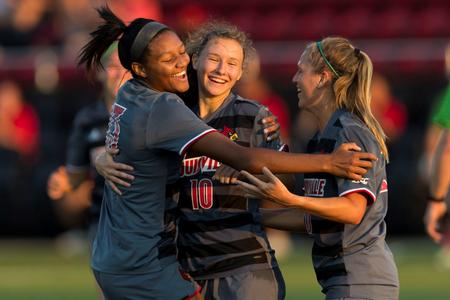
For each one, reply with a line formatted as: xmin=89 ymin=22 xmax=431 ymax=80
xmin=306 ymin=37 xmax=389 ymax=161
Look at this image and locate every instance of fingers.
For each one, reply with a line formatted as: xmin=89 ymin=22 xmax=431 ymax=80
xmin=262 ymin=167 xmax=278 ymax=182
xmin=240 ymin=170 xmax=265 ymax=187
xmin=108 ymin=162 xmax=134 ymax=180
xmin=108 ymin=166 xmax=135 ymax=181
xmin=351 ymin=166 xmax=368 ymax=176
xmin=112 ymin=162 xmax=134 ymax=172
xmin=261 ymin=115 xmax=276 ymax=125
xmin=347 ymin=172 xmax=362 ymax=181
xmin=426 ymin=224 xmax=442 ymax=243
xmin=354 ymin=159 xmax=373 ymax=169
xmin=340 ymin=142 xmax=361 ymax=152
xmin=106 ymin=147 xmax=120 ymax=155
xmin=356 ymin=152 xmax=378 ymax=162
xmin=107 ymin=180 xmax=122 ymax=195
xmin=262 ymin=115 xmax=280 ymax=142
xmin=107 ymin=172 xmax=132 ymax=187
xmin=219 ymin=176 xmax=232 ymax=184
xmin=212 ymin=165 xmax=239 ymax=184
xmin=235 ymin=179 xmax=264 ymax=198
xmin=264 ymin=124 xmax=280 ymax=141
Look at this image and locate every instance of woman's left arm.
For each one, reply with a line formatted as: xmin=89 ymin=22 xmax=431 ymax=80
xmin=237 ymin=167 xmax=367 ymax=225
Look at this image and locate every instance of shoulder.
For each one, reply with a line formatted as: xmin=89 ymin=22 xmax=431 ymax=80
xmin=156 ymin=92 xmax=185 ymax=104
xmin=337 ymin=112 xmax=380 ymax=152
xmin=233 ymin=94 xmax=269 ymax=117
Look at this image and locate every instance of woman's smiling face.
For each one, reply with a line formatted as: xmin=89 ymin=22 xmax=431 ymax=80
xmin=292 ymin=52 xmax=322 ymax=110
xmin=143 ymin=30 xmax=190 ymax=93
xmin=193 ymin=37 xmax=244 ymax=100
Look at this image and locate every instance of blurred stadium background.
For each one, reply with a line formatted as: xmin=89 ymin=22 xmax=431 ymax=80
xmin=0 ymin=0 xmax=449 ymax=299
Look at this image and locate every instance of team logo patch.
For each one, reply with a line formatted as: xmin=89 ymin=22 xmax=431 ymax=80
xmin=220 ymin=126 xmax=238 ymax=141
xmin=380 ymin=179 xmax=388 ymax=193
xmin=106 ymin=103 xmax=126 ymax=150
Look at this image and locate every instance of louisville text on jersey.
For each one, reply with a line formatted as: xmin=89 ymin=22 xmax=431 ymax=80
xmin=304 ymin=178 xmax=326 ymax=196
xmin=181 ymin=156 xmax=221 ymax=177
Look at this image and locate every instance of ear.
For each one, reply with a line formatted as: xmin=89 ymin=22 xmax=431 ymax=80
xmin=317 ymin=70 xmax=333 ymax=88
xmin=131 ymin=62 xmax=147 ymax=78
xmin=192 ymin=54 xmax=199 ymax=70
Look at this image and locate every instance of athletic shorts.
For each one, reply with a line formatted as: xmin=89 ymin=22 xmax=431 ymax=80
xmin=93 ymin=262 xmax=200 ymax=300
xmin=197 ymin=267 xmax=285 ymax=300
xmin=325 ymin=284 xmax=399 ymax=300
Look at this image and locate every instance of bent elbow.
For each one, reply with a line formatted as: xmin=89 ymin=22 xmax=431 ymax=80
xmin=347 ymin=213 xmax=364 ymax=225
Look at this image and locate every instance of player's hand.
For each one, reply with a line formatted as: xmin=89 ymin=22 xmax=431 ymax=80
xmin=47 ymin=166 xmax=72 ymax=200
xmin=328 ymin=143 xmax=377 ymax=180
xmin=95 ymin=149 xmax=134 ymax=195
xmin=236 ymin=167 xmax=293 ymax=206
xmin=261 ymin=115 xmax=280 ymax=142
xmin=424 ymin=201 xmax=447 ymax=243
xmin=212 ymin=164 xmax=240 ymax=184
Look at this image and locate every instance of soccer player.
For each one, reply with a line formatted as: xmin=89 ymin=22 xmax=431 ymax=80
xmin=423 ymin=85 xmax=450 ymax=243
xmin=81 ymin=7 xmax=376 ymax=299
xmin=47 ymin=43 xmax=129 ymax=241
xmin=423 ymin=43 xmax=450 ymax=245
xmin=177 ymin=22 xmax=287 ymax=299
xmin=237 ymin=37 xmax=400 ymax=300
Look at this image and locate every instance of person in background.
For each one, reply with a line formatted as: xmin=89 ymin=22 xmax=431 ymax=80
xmin=47 ymin=43 xmax=129 ymax=237
xmin=370 ymin=72 xmax=407 ymax=143
xmin=423 ymin=46 xmax=450 ymax=262
xmin=0 ymin=79 xmax=40 ymax=234
xmin=0 ymin=80 xmax=40 ymax=162
xmin=46 ymin=43 xmax=129 ymax=299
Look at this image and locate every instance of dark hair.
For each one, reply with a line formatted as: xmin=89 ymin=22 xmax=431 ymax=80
xmin=78 ymin=6 xmax=169 ymax=77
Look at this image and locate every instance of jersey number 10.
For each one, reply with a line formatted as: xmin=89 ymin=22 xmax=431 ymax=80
xmin=190 ymin=178 xmax=214 ymax=210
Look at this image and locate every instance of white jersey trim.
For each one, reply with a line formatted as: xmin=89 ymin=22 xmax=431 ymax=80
xmin=339 ymin=188 xmax=377 ymax=203
xmin=179 ymin=129 xmax=217 ymax=156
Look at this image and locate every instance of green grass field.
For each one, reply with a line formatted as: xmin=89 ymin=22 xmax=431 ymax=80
xmin=0 ymin=237 xmax=449 ymax=299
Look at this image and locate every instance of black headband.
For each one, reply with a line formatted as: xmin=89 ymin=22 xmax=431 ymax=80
xmin=130 ymin=21 xmax=168 ymax=62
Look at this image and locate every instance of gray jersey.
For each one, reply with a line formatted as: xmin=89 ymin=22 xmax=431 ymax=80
xmin=177 ymin=94 xmax=284 ymax=279
xmin=303 ymin=109 xmax=399 ymax=295
xmin=91 ymin=79 xmax=215 ymax=274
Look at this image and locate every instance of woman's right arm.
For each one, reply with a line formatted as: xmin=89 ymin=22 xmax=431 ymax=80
xmin=95 ymin=130 xmax=376 ymax=191
xmin=190 ymin=131 xmax=375 ymax=180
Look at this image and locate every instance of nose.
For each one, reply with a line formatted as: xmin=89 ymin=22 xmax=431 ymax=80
xmin=215 ymin=61 xmax=226 ymax=75
xmin=177 ymin=53 xmax=190 ymax=68
xmin=292 ymin=71 xmax=298 ymax=84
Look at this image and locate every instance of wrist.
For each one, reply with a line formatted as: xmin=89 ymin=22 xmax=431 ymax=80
xmin=285 ymin=193 xmax=303 ymax=208
xmin=428 ymin=191 xmax=445 ymax=203
xmin=322 ymin=155 xmax=331 ymax=173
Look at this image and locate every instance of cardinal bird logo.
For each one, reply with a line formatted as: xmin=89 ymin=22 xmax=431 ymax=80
xmin=220 ymin=126 xmax=238 ymax=141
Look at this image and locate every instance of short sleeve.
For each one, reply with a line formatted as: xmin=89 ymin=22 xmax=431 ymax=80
xmin=146 ymin=93 xmax=216 ymax=155
xmin=66 ymin=111 xmax=90 ymax=171
xmin=432 ymin=85 xmax=450 ymax=129
xmin=250 ymin=106 xmax=285 ymax=151
xmin=335 ymin=125 xmax=385 ymax=204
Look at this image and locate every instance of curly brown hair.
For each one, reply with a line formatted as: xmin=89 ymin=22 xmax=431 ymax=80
xmin=185 ymin=21 xmax=254 ymax=71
